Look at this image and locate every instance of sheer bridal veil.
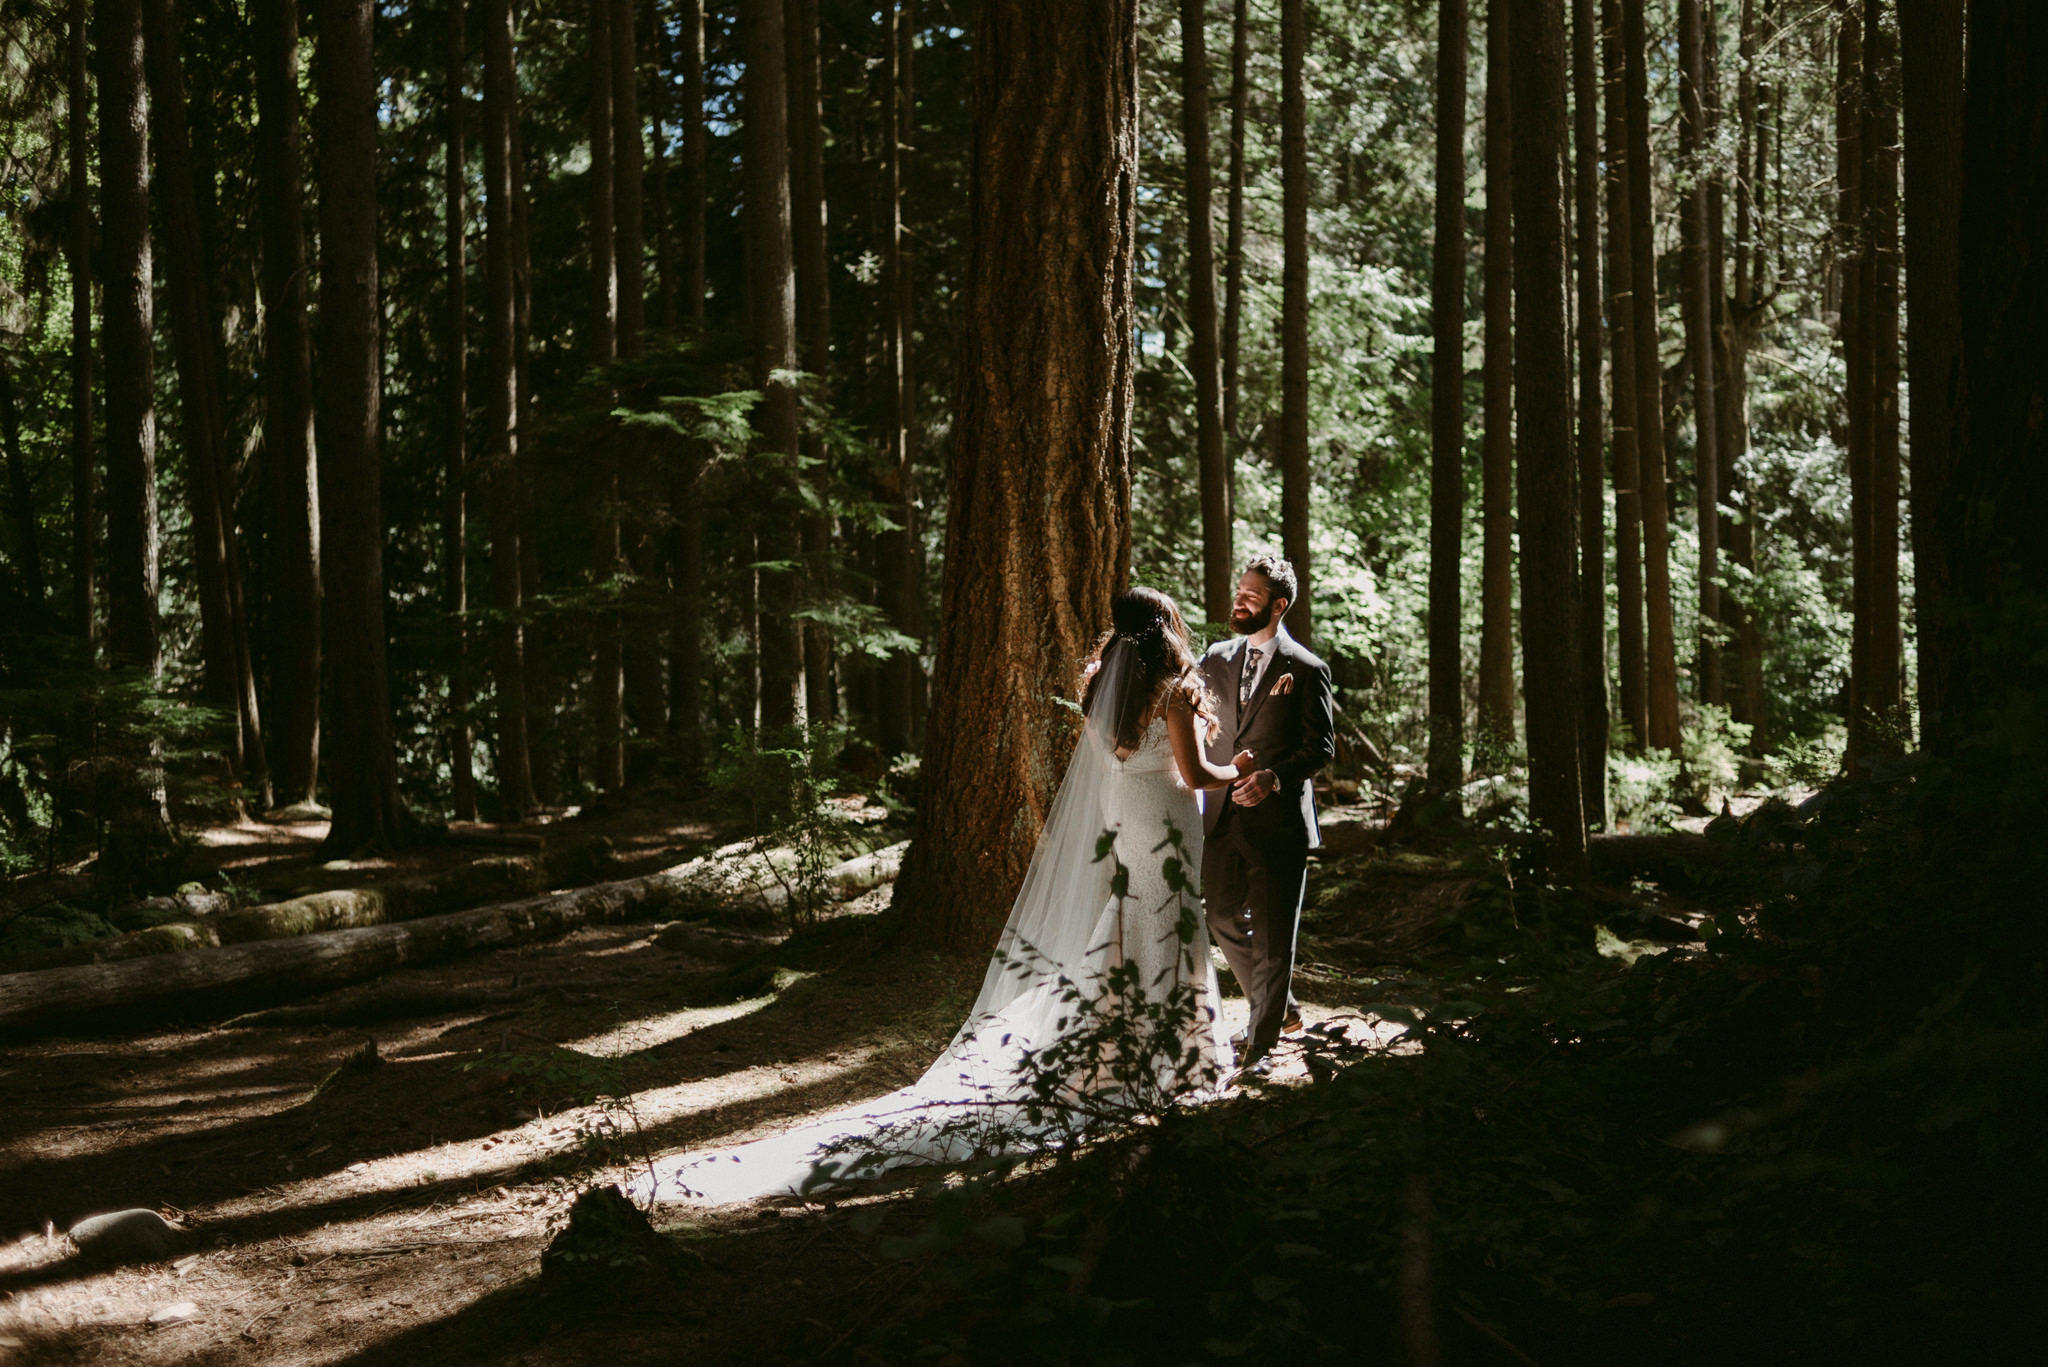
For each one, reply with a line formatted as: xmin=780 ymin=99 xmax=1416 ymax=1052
xmin=636 ymin=638 xmax=1193 ymax=1204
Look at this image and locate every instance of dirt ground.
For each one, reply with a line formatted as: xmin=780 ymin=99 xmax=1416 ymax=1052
xmin=0 ymin=804 xmax=1650 ymax=1365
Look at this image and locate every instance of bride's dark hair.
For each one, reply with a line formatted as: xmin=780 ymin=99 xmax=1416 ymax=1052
xmin=1082 ymin=586 xmax=1212 ymax=751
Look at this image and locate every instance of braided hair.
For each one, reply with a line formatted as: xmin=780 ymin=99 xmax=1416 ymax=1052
xmin=1081 ymin=587 xmax=1213 ymax=752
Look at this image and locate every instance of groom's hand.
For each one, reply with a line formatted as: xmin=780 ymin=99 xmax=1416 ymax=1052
xmin=1230 ymin=768 xmax=1278 ymax=806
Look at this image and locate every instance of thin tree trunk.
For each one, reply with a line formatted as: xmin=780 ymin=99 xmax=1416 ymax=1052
xmin=892 ymin=0 xmax=1138 ymax=954
xmin=1477 ymin=0 xmax=1515 ymax=756
xmin=1510 ymin=0 xmax=1587 ymax=871
xmin=682 ymin=0 xmax=706 ymax=325
xmin=1623 ymin=0 xmax=1679 ymax=752
xmin=444 ymin=0 xmax=476 ymax=821
xmin=670 ymin=0 xmax=706 ymax=759
xmin=1572 ymin=0 xmax=1608 ymax=825
xmin=1862 ymin=0 xmax=1902 ymax=747
xmin=876 ymin=0 xmax=921 ymax=760
xmin=483 ymin=0 xmax=537 ymax=817
xmin=1427 ymin=0 xmax=1467 ymax=805
xmin=587 ymin=0 xmax=625 ymax=794
xmin=253 ymin=0 xmax=321 ymax=809
xmin=1679 ymin=0 xmax=1721 ymax=710
xmin=1719 ymin=0 xmax=1764 ymax=751
xmin=1603 ymin=0 xmax=1646 ymax=751
xmin=1279 ymin=0 xmax=1312 ymax=647
xmin=67 ymin=0 xmax=95 ymax=647
xmin=0 ymin=351 xmax=47 ymax=611
xmin=143 ymin=0 xmax=265 ymax=807
xmin=1221 ymin=0 xmax=1249 ymax=449
xmin=98 ymin=0 xmax=159 ymax=678
xmin=314 ymin=0 xmax=406 ymax=852
xmin=1183 ymin=0 xmax=1231 ymax=627
xmin=788 ymin=0 xmax=834 ymax=724
xmin=1837 ymin=1 xmax=1873 ymax=764
xmin=651 ymin=0 xmax=676 ymax=330
xmin=745 ymin=0 xmax=804 ymax=732
xmin=1897 ymin=0 xmax=1963 ymax=750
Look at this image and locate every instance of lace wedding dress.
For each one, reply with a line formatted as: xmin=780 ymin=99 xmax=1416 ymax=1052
xmin=635 ymin=653 xmax=1231 ymax=1206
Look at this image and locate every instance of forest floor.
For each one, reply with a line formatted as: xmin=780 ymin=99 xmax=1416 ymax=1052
xmin=0 ymin=800 xmax=1717 ymax=1366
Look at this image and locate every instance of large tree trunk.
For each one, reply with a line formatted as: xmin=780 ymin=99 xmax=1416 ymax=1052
xmin=314 ymin=0 xmax=407 ymax=853
xmin=253 ymin=0 xmax=322 ymax=809
xmin=1943 ymin=0 xmax=2048 ymax=728
xmin=1836 ymin=2 xmax=1874 ymax=764
xmin=1279 ymin=0 xmax=1312 ymax=647
xmin=443 ymin=0 xmax=476 ymax=821
xmin=1477 ymin=0 xmax=1515 ymax=757
xmin=1572 ymin=0 xmax=1608 ymax=825
xmin=143 ymin=0 xmax=266 ymax=809
xmin=1221 ymin=0 xmax=1250 ymax=449
xmin=1622 ymin=0 xmax=1679 ymax=753
xmin=482 ymin=0 xmax=537 ymax=818
xmin=1861 ymin=0 xmax=1903 ymax=749
xmin=744 ymin=0 xmax=805 ymax=732
xmin=1602 ymin=0 xmax=1646 ymax=751
xmin=1897 ymin=0 xmax=1963 ymax=750
xmin=587 ymin=0 xmax=626 ymax=794
xmin=67 ymin=0 xmax=95 ymax=647
xmin=788 ymin=0 xmax=834 ymax=725
xmin=892 ymin=0 xmax=1138 ymax=955
xmin=876 ymin=0 xmax=923 ymax=760
xmin=98 ymin=0 xmax=159 ymax=679
xmin=1427 ymin=0 xmax=1467 ymax=805
xmin=1183 ymin=0 xmax=1231 ymax=627
xmin=1678 ymin=0 xmax=1721 ymax=710
xmin=1510 ymin=0 xmax=1587 ymax=871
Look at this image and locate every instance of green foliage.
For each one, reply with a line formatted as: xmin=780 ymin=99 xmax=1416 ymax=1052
xmin=704 ymin=721 xmax=861 ymax=927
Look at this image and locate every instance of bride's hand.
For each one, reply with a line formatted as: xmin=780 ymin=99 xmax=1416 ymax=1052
xmin=1232 ymin=749 xmax=1257 ymax=775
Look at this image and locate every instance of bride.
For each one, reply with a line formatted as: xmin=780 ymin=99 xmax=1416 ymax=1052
xmin=638 ymin=586 xmax=1254 ymax=1204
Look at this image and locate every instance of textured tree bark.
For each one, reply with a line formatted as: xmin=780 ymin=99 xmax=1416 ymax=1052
xmin=1678 ymin=0 xmax=1721 ymax=709
xmin=443 ymin=0 xmax=476 ymax=821
xmin=1862 ymin=0 xmax=1903 ymax=748
xmin=1477 ymin=0 xmax=1515 ymax=755
xmin=254 ymin=0 xmax=323 ymax=809
xmin=483 ymin=0 xmax=537 ymax=817
xmin=744 ymin=0 xmax=805 ymax=732
xmin=314 ymin=0 xmax=407 ymax=852
xmin=98 ymin=0 xmax=159 ymax=678
xmin=1836 ymin=2 xmax=1874 ymax=764
xmin=588 ymin=0 xmax=626 ymax=794
xmin=1622 ymin=0 xmax=1679 ymax=752
xmin=1945 ymin=0 xmax=2048 ymax=726
xmin=788 ymin=0 xmax=835 ymax=724
xmin=144 ymin=0 xmax=267 ymax=808
xmin=1221 ymin=0 xmax=1249 ymax=450
xmin=1896 ymin=0 xmax=1963 ymax=749
xmin=1510 ymin=0 xmax=1588 ymax=871
xmin=67 ymin=0 xmax=95 ymax=647
xmin=1572 ymin=0 xmax=1608 ymax=825
xmin=876 ymin=0 xmax=923 ymax=760
xmin=1427 ymin=0 xmax=1467 ymax=805
xmin=1183 ymin=0 xmax=1231 ymax=627
xmin=892 ymin=0 xmax=1138 ymax=955
xmin=1279 ymin=0 xmax=1312 ymax=647
xmin=1602 ymin=0 xmax=1647 ymax=752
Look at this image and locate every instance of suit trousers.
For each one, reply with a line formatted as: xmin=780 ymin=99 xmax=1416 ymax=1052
xmin=1202 ymin=816 xmax=1307 ymax=1057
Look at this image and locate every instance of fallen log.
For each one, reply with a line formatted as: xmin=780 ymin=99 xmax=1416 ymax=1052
xmin=0 ymin=837 xmax=911 ymax=1035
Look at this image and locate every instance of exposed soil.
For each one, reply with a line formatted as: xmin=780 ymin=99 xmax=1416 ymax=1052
xmin=0 ymin=805 xmax=1646 ymax=1365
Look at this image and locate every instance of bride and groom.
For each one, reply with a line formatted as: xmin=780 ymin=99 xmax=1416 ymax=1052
xmin=643 ymin=555 xmax=1334 ymax=1203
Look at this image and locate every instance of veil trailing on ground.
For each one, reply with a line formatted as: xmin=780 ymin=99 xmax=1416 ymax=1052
xmin=634 ymin=638 xmax=1203 ymax=1205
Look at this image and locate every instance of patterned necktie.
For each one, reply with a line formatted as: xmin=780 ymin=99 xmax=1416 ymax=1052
xmin=1240 ymin=646 xmax=1262 ymax=707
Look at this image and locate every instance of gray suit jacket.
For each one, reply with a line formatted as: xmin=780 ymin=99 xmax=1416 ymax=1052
xmin=1198 ymin=627 xmax=1336 ymax=851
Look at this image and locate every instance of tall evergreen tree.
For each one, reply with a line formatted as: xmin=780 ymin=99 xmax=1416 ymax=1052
xmin=1478 ymin=0 xmax=1515 ymax=754
xmin=1427 ymin=0 xmax=1468 ymax=805
xmin=1279 ymin=0 xmax=1312 ymax=646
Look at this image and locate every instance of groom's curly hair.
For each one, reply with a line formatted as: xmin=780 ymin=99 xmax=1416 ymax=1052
xmin=1081 ymin=587 xmax=1216 ymax=752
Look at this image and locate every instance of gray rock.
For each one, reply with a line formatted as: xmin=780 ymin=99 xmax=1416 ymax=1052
xmin=69 ymin=1208 xmax=176 ymax=1264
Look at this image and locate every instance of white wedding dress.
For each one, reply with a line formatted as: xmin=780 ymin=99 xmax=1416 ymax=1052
xmin=635 ymin=654 xmax=1232 ymax=1206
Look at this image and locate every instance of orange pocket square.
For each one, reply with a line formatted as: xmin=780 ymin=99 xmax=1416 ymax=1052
xmin=1270 ymin=673 xmax=1296 ymax=696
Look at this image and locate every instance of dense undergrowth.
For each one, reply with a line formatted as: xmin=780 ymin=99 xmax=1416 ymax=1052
xmin=827 ymin=731 xmax=2048 ymax=1365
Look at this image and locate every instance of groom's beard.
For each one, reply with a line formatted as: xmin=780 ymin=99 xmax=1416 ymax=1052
xmin=1232 ymin=603 xmax=1275 ymax=635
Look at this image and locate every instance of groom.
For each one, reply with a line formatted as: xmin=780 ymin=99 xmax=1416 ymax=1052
xmin=1199 ymin=556 xmax=1335 ymax=1071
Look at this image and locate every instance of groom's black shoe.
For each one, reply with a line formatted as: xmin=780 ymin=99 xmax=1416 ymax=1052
xmin=1230 ymin=1009 xmax=1303 ymax=1051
